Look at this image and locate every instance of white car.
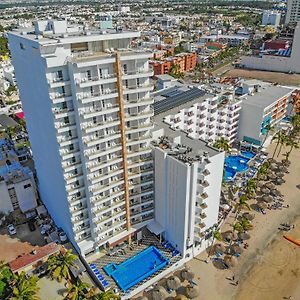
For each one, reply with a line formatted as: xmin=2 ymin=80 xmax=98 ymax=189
xmin=7 ymin=224 xmax=17 ymax=235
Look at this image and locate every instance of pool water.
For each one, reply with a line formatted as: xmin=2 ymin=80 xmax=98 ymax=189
xmin=240 ymin=151 xmax=256 ymax=159
xmin=224 ymin=151 xmax=256 ymax=181
xmin=104 ymin=246 xmax=169 ymax=292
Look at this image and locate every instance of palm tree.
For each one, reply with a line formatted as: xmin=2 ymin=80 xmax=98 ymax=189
xmin=271 ymin=131 xmax=287 ymax=158
xmin=64 ymin=280 xmax=93 ymax=300
xmin=261 ymin=123 xmax=274 ymax=147
xmin=245 ymin=179 xmax=257 ymax=196
xmin=284 ymin=137 xmax=299 ymax=161
xmin=92 ymin=290 xmax=119 ymax=300
xmin=47 ymin=249 xmax=78 ymax=283
xmin=277 ymin=132 xmax=288 ymax=157
xmin=234 ymin=194 xmax=251 ymax=218
xmin=11 ymin=272 xmax=40 ymax=300
xmin=213 ymin=137 xmax=231 ymax=152
xmin=232 ymin=218 xmax=253 ymax=233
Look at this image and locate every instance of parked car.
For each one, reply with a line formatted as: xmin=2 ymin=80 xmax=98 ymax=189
xmin=28 ymin=220 xmax=36 ymax=232
xmin=57 ymin=228 xmax=67 ymax=243
xmin=7 ymin=224 xmax=16 ymax=235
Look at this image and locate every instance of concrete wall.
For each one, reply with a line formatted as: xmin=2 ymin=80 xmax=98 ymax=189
xmin=14 ymin=178 xmax=37 ymax=213
xmin=8 ymin=34 xmax=75 ymax=247
xmin=0 ymin=181 xmax=13 ymax=214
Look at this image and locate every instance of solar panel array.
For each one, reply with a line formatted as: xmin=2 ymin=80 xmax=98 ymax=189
xmin=154 ymin=87 xmax=206 ymax=115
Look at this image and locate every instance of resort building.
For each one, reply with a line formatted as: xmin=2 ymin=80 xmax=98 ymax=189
xmin=237 ymin=80 xmax=293 ymax=146
xmin=262 ymin=10 xmax=281 ymax=27
xmin=0 ymin=133 xmax=37 ymax=215
xmin=240 ymin=22 xmax=300 ymax=74
xmin=151 ymin=128 xmax=224 ymax=258
xmin=8 ymin=20 xmax=155 ymax=256
xmin=286 ymin=0 xmax=300 ymax=24
xmin=154 ymin=85 xmax=242 ymax=145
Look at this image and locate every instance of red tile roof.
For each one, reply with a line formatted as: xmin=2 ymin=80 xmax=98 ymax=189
xmin=9 ymin=243 xmax=61 ymax=272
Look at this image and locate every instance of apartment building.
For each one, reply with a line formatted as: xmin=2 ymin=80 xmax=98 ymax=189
xmin=151 ymin=116 xmax=224 ymax=258
xmin=8 ymin=20 xmax=154 ymax=256
xmin=262 ymin=10 xmax=281 ymax=27
xmin=150 ymin=52 xmax=197 ymax=76
xmin=286 ymin=0 xmax=300 ymax=23
xmin=237 ymin=80 xmax=293 ymax=146
xmin=0 ymin=133 xmax=37 ymax=214
xmin=154 ymin=86 xmax=241 ymax=145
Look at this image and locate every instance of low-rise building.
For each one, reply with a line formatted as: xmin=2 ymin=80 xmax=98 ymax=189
xmin=199 ymin=34 xmax=249 ymax=47
xmin=237 ymin=80 xmax=293 ymax=145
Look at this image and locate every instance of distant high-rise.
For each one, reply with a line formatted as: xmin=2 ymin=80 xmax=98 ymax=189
xmin=286 ymin=0 xmax=300 ymax=24
xmin=8 ymin=20 xmax=154 ymax=256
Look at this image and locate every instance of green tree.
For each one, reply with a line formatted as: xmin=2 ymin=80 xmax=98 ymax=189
xmin=169 ymin=63 xmax=184 ymax=79
xmin=92 ymin=290 xmax=119 ymax=300
xmin=47 ymin=249 xmax=78 ymax=282
xmin=233 ymin=218 xmax=253 ymax=233
xmin=245 ymin=179 xmax=257 ymax=196
xmin=64 ymin=280 xmax=95 ymax=300
xmin=11 ymin=272 xmax=40 ymax=300
xmin=284 ymin=137 xmax=299 ymax=162
xmin=234 ymin=194 xmax=251 ymax=220
xmin=213 ymin=137 xmax=231 ymax=151
xmin=271 ymin=131 xmax=286 ymax=158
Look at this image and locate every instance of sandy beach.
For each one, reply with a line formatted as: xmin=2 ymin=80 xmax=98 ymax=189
xmin=185 ymin=142 xmax=300 ymax=300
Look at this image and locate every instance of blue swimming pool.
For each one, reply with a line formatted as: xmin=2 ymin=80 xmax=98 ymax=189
xmin=103 ymin=246 xmax=169 ymax=292
xmin=224 ymin=152 xmax=256 ymax=181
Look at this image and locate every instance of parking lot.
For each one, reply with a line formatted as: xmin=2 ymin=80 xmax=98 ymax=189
xmin=0 ymin=222 xmax=46 ymax=263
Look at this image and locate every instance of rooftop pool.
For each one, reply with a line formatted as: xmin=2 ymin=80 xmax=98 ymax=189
xmin=103 ymin=246 xmax=169 ymax=292
xmin=224 ymin=151 xmax=256 ymax=181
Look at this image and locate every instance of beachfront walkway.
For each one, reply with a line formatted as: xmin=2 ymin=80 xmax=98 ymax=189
xmin=186 ymin=143 xmax=300 ymax=300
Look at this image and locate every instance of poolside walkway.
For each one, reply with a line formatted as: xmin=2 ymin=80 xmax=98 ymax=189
xmin=90 ymin=231 xmax=182 ymax=298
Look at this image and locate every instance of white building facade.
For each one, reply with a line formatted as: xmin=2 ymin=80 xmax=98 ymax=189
xmin=286 ymin=0 xmax=300 ymax=23
xmin=262 ymin=10 xmax=281 ymax=27
xmin=9 ymin=20 xmax=155 ymax=256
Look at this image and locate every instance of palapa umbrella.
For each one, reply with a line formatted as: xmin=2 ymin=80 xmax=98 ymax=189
xmin=152 ymin=286 xmax=168 ymax=300
xmin=257 ymin=201 xmax=267 ymax=209
xmin=275 ymin=178 xmax=285 ymax=185
xmin=185 ymin=285 xmax=200 ymax=299
xmin=260 ymin=187 xmax=270 ymax=194
xmin=268 ymin=158 xmax=277 ymax=163
xmin=257 ymin=181 xmax=265 ymax=188
xmin=166 ymin=276 xmax=181 ymax=290
xmin=270 ymin=189 xmax=281 ymax=197
xmin=265 ymin=182 xmax=275 ymax=190
xmin=268 ymin=173 xmax=277 ymax=180
xmin=223 ymin=230 xmax=238 ymax=242
xmin=223 ymin=255 xmax=238 ymax=268
xmin=174 ymin=295 xmax=188 ymax=300
xmin=270 ymin=163 xmax=278 ymax=170
xmin=214 ymin=243 xmax=226 ymax=254
xmin=229 ymin=243 xmax=244 ymax=254
xmin=238 ymin=232 xmax=251 ymax=240
xmin=277 ymin=172 xmax=285 ymax=178
xmin=262 ymin=195 xmax=273 ymax=203
xmin=181 ymin=269 xmax=195 ymax=282
xmin=278 ymin=166 xmax=288 ymax=173
xmin=243 ymin=212 xmax=255 ymax=221
xmin=136 ymin=297 xmax=149 ymax=300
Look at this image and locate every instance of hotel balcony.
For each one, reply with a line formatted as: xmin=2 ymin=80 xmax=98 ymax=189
xmin=83 ymin=131 xmax=121 ymax=148
xmin=77 ymin=89 xmax=119 ymax=104
xmin=50 ymin=93 xmax=72 ymax=103
xmin=90 ymin=189 xmax=124 ymax=206
xmin=122 ymin=69 xmax=154 ymax=80
xmin=125 ymin=97 xmax=154 ymax=108
xmin=57 ymin=135 xmax=78 ymax=147
xmin=84 ymin=145 xmax=122 ymax=161
xmin=81 ymin=119 xmax=120 ymax=134
xmin=48 ymin=77 xmax=71 ymax=88
xmin=55 ymin=122 xmax=77 ymax=133
xmin=78 ymin=104 xmax=119 ymax=119
xmin=52 ymin=107 xmax=75 ymax=119
xmin=123 ymin=84 xmax=154 ymax=95
xmin=76 ymin=74 xmax=117 ymax=88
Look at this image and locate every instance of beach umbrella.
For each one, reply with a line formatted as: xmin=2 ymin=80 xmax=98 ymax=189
xmin=181 ymin=269 xmax=195 ymax=282
xmin=185 ymin=285 xmax=200 ymax=299
xmin=257 ymin=181 xmax=265 ymax=188
xmin=260 ymin=187 xmax=270 ymax=194
xmin=262 ymin=195 xmax=273 ymax=203
xmin=271 ymin=189 xmax=283 ymax=197
xmin=238 ymin=232 xmax=251 ymax=240
xmin=152 ymin=286 xmax=168 ymax=300
xmin=265 ymin=182 xmax=275 ymax=190
xmin=223 ymin=230 xmax=238 ymax=242
xmin=277 ymin=172 xmax=285 ymax=178
xmin=229 ymin=244 xmax=244 ymax=254
xmin=223 ymin=255 xmax=238 ymax=268
xmin=136 ymin=297 xmax=149 ymax=300
xmin=278 ymin=166 xmax=288 ymax=173
xmin=167 ymin=276 xmax=181 ymax=290
xmin=268 ymin=158 xmax=277 ymax=163
xmin=270 ymin=163 xmax=278 ymax=170
xmin=214 ymin=243 xmax=226 ymax=254
xmin=275 ymin=178 xmax=285 ymax=185
xmin=268 ymin=173 xmax=277 ymax=180
xmin=242 ymin=212 xmax=255 ymax=221
xmin=174 ymin=295 xmax=188 ymax=300
xmin=257 ymin=201 xmax=267 ymax=209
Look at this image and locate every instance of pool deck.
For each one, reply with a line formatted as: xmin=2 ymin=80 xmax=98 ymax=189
xmin=90 ymin=232 xmax=182 ymax=298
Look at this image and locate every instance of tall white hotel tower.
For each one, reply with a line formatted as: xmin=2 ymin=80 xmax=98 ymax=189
xmin=9 ymin=20 xmax=154 ymax=256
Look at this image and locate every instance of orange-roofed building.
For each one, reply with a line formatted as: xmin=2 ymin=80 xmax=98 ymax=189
xmin=9 ymin=243 xmax=61 ymax=274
